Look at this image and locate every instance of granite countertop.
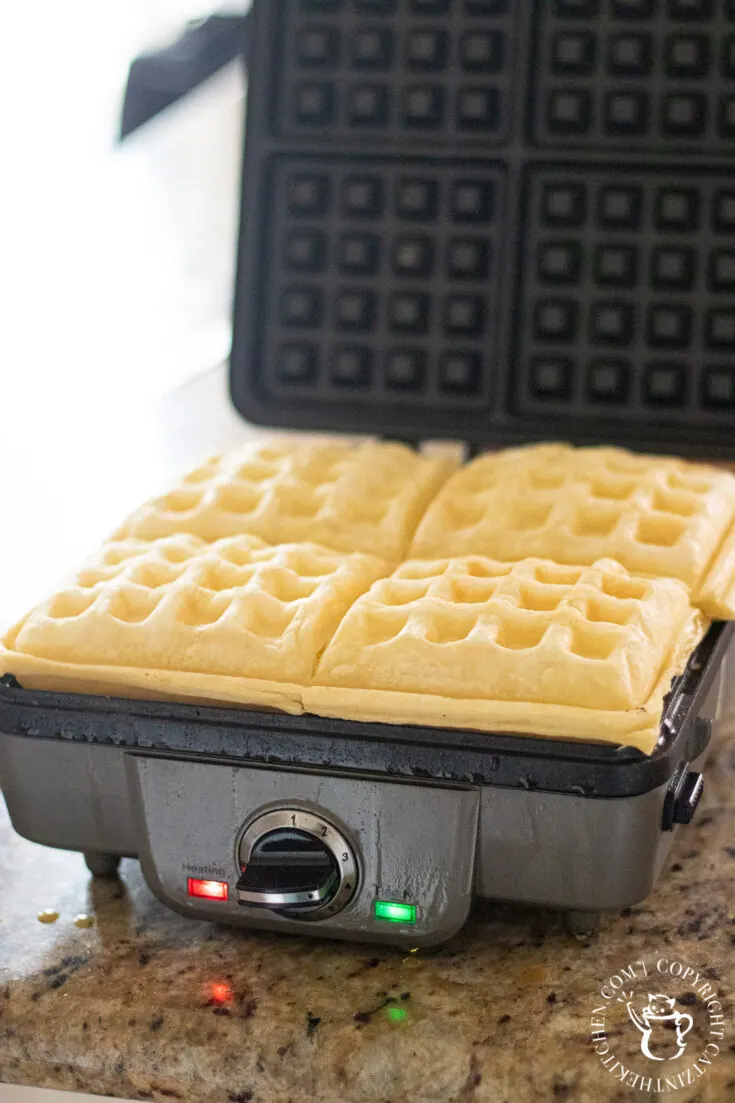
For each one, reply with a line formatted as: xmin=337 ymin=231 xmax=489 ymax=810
xmin=1 ymin=726 xmax=733 ymax=1103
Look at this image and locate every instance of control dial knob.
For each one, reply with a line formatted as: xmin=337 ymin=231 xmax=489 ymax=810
xmin=236 ymin=809 xmax=358 ymax=920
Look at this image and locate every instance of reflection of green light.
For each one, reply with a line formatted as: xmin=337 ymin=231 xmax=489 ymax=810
xmin=386 ymin=1006 xmax=407 ymax=1023
xmin=374 ymin=900 xmax=417 ymax=924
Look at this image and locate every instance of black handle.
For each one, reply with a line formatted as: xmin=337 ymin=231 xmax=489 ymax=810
xmin=672 ymin=772 xmax=704 ymax=826
xmin=120 ymin=13 xmax=251 ymax=139
xmin=662 ymin=766 xmax=705 ymax=830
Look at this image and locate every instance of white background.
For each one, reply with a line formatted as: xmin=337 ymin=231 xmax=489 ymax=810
xmin=0 ymin=1 xmax=247 ymax=633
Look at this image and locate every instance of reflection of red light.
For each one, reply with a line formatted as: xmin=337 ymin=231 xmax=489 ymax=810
xmin=209 ymin=981 xmax=233 ymax=1004
xmin=187 ymin=878 xmax=228 ymax=901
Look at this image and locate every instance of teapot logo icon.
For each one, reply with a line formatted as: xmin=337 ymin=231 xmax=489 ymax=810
xmin=590 ymin=955 xmax=724 ymax=1092
xmin=626 ymin=993 xmax=694 ymax=1062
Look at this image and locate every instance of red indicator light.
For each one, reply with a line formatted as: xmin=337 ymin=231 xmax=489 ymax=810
xmin=187 ymin=878 xmax=228 ymax=902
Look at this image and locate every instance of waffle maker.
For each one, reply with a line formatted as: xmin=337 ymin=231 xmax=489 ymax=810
xmin=2 ymin=0 xmax=735 ymax=947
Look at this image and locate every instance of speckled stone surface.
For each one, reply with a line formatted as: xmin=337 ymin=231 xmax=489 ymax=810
xmin=1 ymin=730 xmax=733 ymax=1103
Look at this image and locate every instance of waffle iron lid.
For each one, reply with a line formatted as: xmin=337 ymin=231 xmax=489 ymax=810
xmin=229 ymin=0 xmax=735 ymax=458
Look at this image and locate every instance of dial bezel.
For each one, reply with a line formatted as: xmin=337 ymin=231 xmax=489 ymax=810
xmin=236 ymin=807 xmax=359 ymax=920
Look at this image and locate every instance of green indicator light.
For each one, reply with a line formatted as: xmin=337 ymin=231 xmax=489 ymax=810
xmin=374 ymin=900 xmax=417 ymax=924
xmin=386 ymin=1006 xmax=408 ymax=1023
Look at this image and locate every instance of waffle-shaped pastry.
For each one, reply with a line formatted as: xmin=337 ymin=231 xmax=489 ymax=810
xmin=1 ymin=534 xmax=388 ymax=711
xmin=411 ymin=443 xmax=735 ymax=618
xmin=115 ymin=438 xmax=455 ymax=562
xmin=306 ymin=555 xmax=706 ymax=753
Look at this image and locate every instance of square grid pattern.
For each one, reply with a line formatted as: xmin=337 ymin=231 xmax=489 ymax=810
xmin=115 ymin=439 xmax=453 ymax=561
xmin=276 ymin=0 xmax=516 ymax=146
xmin=7 ymin=533 xmax=386 ymax=686
xmin=340 ymin=558 xmax=653 ymax=659
xmin=261 ymin=157 xmax=505 ymax=406
xmin=313 ymin=554 xmax=691 ymax=712
xmin=517 ymin=168 xmax=735 ymax=423
xmin=536 ymin=0 xmax=735 ymax=151
xmin=60 ymin=537 xmax=337 ymax=645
